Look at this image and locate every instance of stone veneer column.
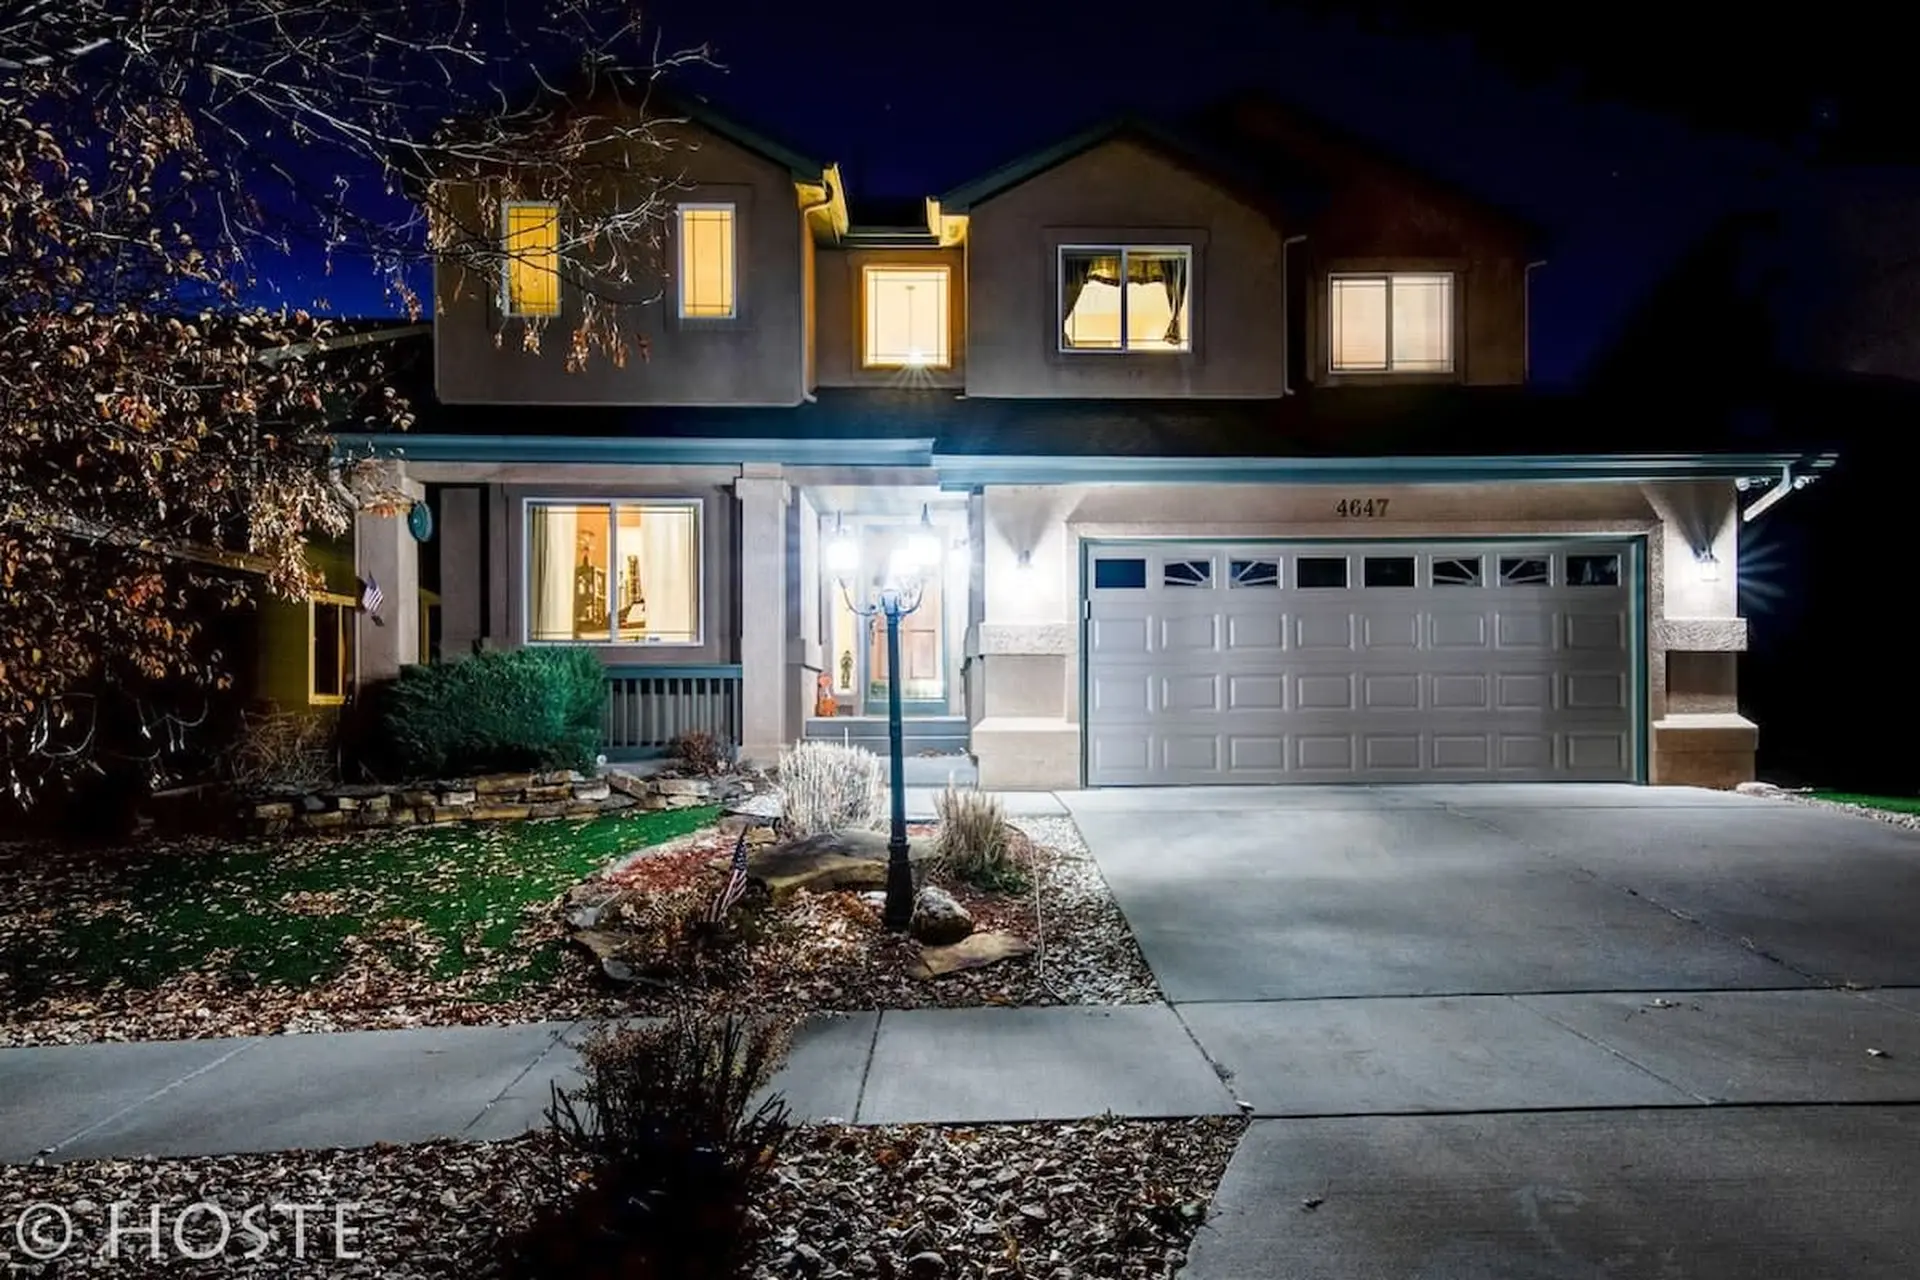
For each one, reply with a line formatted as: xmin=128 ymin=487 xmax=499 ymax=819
xmin=734 ymin=468 xmax=791 ymax=766
xmin=1642 ymin=480 xmax=1756 ymax=787
xmin=354 ymin=465 xmax=424 ymax=684
xmin=971 ymin=486 xmax=1081 ymax=790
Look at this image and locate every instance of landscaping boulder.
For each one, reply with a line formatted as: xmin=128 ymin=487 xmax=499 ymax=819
xmin=911 ymin=931 xmax=1035 ymax=979
xmin=910 ymin=885 xmax=974 ymax=946
xmin=570 ymin=928 xmax=642 ymax=983
xmin=741 ymin=829 xmax=937 ymax=903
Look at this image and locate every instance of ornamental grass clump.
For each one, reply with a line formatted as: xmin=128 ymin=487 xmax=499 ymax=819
xmin=777 ymin=740 xmax=885 ymax=838
xmin=934 ymin=783 xmax=1033 ymax=894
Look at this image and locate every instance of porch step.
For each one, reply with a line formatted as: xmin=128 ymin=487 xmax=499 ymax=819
xmin=802 ymin=715 xmax=970 ymax=758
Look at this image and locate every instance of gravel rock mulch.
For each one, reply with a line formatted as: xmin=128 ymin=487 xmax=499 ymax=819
xmin=0 ymin=1118 xmax=1243 ymax=1279
xmin=1763 ymin=789 xmax=1920 ymax=832
xmin=603 ymin=815 xmax=1160 ymax=1014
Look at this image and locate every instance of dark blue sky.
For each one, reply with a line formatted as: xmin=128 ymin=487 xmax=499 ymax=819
xmin=274 ymin=0 xmax=1792 ymax=387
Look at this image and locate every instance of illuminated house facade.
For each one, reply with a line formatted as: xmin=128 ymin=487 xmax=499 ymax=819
xmin=340 ymin=92 xmax=1835 ymax=790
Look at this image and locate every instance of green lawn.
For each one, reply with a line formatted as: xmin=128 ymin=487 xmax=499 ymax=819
xmin=0 ymin=806 xmax=720 ymax=1009
xmin=1809 ymin=791 xmax=1920 ymax=816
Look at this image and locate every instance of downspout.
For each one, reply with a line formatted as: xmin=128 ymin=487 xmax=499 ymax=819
xmin=1523 ymin=259 xmax=1547 ymax=381
xmin=798 ymin=173 xmax=840 ymax=404
xmin=1281 ymin=234 xmax=1308 ymax=395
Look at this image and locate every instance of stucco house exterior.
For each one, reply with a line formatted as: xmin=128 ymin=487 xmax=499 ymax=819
xmin=336 ymin=90 xmax=1834 ymax=791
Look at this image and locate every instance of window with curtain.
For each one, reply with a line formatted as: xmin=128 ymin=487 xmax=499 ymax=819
xmin=526 ymin=501 xmax=702 ymax=644
xmin=677 ymin=204 xmax=737 ymax=318
xmin=1059 ymin=246 xmax=1191 ymax=352
xmin=501 ymin=202 xmax=561 ymax=317
xmin=1328 ymin=272 xmax=1454 ymax=373
xmin=863 ymin=266 xmax=951 ymax=367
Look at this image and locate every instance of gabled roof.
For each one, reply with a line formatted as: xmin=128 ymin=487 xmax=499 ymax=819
xmin=1195 ymin=93 xmax=1549 ymax=253
xmin=936 ymin=113 xmax=1325 ymax=218
xmin=646 ymin=85 xmax=828 ymax=181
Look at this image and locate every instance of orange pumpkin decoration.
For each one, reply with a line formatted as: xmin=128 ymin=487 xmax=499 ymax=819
xmin=814 ymin=671 xmax=838 ymax=717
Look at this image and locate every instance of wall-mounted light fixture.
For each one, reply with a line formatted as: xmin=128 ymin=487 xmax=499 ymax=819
xmin=1015 ymin=548 xmax=1034 ymax=570
xmin=825 ymin=512 xmax=858 ymax=577
xmin=1693 ymin=546 xmax=1720 ymax=583
xmin=906 ymin=503 xmax=941 ymax=569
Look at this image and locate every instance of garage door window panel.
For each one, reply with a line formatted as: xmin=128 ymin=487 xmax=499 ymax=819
xmin=1363 ymin=556 xmax=1417 ymax=588
xmin=1230 ymin=558 xmax=1279 ymax=588
xmin=1432 ymin=557 xmax=1482 ymax=587
xmin=1163 ymin=559 xmax=1212 ymax=587
xmin=1567 ymin=553 xmax=1621 ymax=587
xmin=1093 ymin=557 xmax=1147 ymax=590
xmin=1296 ymin=557 xmax=1349 ymax=589
xmin=1499 ymin=556 xmax=1551 ymax=587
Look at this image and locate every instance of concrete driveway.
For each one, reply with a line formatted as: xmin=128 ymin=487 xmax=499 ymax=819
xmin=1061 ymin=785 xmax=1920 ymax=1279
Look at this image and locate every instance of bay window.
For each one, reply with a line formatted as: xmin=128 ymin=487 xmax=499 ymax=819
xmin=1059 ymin=245 xmax=1191 ymax=352
xmin=526 ymin=500 xmax=702 ymax=645
xmin=1328 ymin=272 xmax=1454 ymax=373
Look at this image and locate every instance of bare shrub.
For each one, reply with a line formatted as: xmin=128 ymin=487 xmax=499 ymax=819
xmin=668 ymin=729 xmax=730 ymax=778
xmin=777 ymin=741 xmax=885 ymax=838
xmin=934 ymin=784 xmax=1033 ymax=894
xmin=500 ymin=1011 xmax=795 ymax=1280
xmin=226 ymin=710 xmax=337 ymax=791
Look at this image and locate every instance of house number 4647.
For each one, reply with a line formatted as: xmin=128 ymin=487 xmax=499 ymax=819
xmin=1335 ymin=497 xmax=1390 ymax=518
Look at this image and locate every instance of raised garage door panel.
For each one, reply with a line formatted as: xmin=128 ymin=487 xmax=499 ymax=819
xmin=1084 ymin=541 xmax=1637 ymax=785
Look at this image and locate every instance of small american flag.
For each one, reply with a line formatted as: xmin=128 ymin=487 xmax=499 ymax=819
xmin=360 ymin=576 xmax=386 ymax=627
xmin=707 ymin=827 xmax=751 ymax=922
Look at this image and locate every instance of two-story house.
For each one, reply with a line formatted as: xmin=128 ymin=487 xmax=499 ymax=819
xmin=339 ymin=89 xmax=1835 ymax=791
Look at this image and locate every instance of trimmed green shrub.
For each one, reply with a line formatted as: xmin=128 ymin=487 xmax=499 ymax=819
xmin=372 ymin=647 xmax=604 ymax=779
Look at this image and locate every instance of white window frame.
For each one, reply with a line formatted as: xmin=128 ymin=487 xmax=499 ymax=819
xmin=308 ymin=592 xmax=357 ymax=706
xmin=861 ymin=264 xmax=953 ymax=369
xmin=522 ymin=498 xmax=705 ymax=647
xmin=499 ymin=199 xmax=562 ymax=318
xmin=676 ymin=202 xmax=738 ymax=320
xmin=1057 ymin=244 xmax=1194 ymax=354
xmin=1327 ymin=271 xmax=1456 ymax=374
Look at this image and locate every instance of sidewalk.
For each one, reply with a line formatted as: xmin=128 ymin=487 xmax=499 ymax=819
xmin=0 ymin=1006 xmax=1236 ymax=1164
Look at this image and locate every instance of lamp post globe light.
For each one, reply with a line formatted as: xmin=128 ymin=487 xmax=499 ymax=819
xmin=826 ymin=510 xmax=939 ymax=932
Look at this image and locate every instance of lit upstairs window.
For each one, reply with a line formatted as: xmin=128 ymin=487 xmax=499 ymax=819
xmin=678 ymin=204 xmax=737 ymax=318
xmin=864 ymin=266 xmax=951 ymax=368
xmin=501 ymin=201 xmax=561 ymax=317
xmin=1059 ymin=246 xmax=1191 ymax=352
xmin=1329 ymin=272 xmax=1453 ymax=373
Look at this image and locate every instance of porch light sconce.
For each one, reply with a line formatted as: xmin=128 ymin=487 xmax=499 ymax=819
xmin=1693 ymin=546 xmax=1720 ymax=583
xmin=906 ymin=503 xmax=941 ymax=570
xmin=825 ymin=512 xmax=858 ymax=577
xmin=1015 ymin=548 xmax=1034 ymax=570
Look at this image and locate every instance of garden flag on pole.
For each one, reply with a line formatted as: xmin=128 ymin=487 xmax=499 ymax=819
xmin=360 ymin=575 xmax=386 ymax=627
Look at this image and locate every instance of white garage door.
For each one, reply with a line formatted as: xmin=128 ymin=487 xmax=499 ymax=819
xmin=1084 ymin=540 xmax=1639 ymax=785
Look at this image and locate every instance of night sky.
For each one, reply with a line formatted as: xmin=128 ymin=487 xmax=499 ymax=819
xmin=276 ymin=0 xmax=1800 ymax=388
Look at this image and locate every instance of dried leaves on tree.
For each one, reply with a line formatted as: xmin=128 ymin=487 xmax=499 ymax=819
xmin=0 ymin=1 xmax=709 ymax=800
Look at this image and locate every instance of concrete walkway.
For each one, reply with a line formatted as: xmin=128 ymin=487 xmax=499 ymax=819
xmin=0 ymin=1005 xmax=1235 ymax=1163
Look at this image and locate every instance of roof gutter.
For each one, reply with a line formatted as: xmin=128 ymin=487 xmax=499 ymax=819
xmin=1739 ymin=461 xmax=1820 ymax=523
xmin=933 ymin=451 xmax=1841 ymax=490
xmin=332 ymin=433 xmax=938 ymax=468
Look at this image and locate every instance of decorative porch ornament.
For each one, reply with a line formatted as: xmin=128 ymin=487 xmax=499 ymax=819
xmin=814 ymin=672 xmax=837 ymax=718
xmin=406 ymin=499 xmax=434 ymax=542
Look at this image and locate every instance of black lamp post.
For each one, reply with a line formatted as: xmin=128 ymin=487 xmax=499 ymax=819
xmin=829 ymin=515 xmax=936 ymax=933
xmin=837 ymin=580 xmax=923 ymax=931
